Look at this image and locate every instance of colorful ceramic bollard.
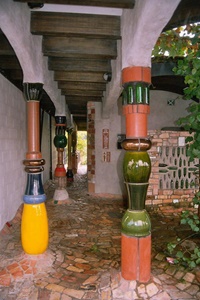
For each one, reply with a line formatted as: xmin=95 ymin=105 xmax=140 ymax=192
xmin=21 ymin=83 xmax=48 ymax=255
xmin=54 ymin=116 xmax=68 ymax=178
xmin=121 ymin=67 xmax=152 ymax=282
xmin=21 ymin=174 xmax=48 ymax=254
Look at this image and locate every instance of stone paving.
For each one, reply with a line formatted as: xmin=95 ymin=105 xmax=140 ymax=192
xmin=0 ymin=169 xmax=200 ymax=299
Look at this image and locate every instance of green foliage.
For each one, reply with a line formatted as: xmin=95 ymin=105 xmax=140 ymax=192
xmin=154 ymin=23 xmax=200 ymax=269
xmin=181 ymin=210 xmax=200 ymax=232
xmin=173 ymin=55 xmax=200 ymax=100
xmin=90 ymin=243 xmax=100 ymax=253
xmin=167 ymin=234 xmax=200 ymax=269
xmin=167 ymin=238 xmax=180 ymax=255
xmin=77 ymin=131 xmax=87 ymax=165
xmin=152 ymin=24 xmax=200 ymax=59
xmin=153 ymin=22 xmax=200 ymax=166
xmin=193 ymin=191 xmax=200 ymax=205
xmin=176 ymin=103 xmax=200 ymax=161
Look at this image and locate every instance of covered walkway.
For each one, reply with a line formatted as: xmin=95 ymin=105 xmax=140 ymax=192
xmin=0 ymin=171 xmax=200 ymax=300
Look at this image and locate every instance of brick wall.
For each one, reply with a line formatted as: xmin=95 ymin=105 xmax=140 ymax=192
xmin=147 ymin=130 xmax=196 ymax=206
xmin=87 ymin=102 xmax=95 ymax=193
xmin=86 ymin=105 xmax=197 ymax=205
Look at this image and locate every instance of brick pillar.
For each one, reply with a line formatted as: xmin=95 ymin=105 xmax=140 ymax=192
xmin=21 ymin=83 xmax=48 ymax=254
xmin=121 ymin=67 xmax=152 ymax=282
xmin=87 ymin=102 xmax=95 ymax=193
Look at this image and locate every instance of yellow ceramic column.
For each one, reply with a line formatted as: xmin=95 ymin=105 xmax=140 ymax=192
xmin=21 ymin=83 xmax=48 ymax=254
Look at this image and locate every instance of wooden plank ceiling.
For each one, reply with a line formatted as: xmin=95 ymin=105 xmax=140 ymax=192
xmin=1 ymin=0 xmax=200 ymax=130
xmin=3 ymin=0 xmax=133 ymax=129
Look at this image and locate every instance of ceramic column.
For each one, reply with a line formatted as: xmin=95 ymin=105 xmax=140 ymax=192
xmin=66 ymin=129 xmax=74 ymax=181
xmin=21 ymin=83 xmax=48 ymax=254
xmin=121 ymin=67 xmax=152 ymax=282
xmin=71 ymin=125 xmax=78 ymax=174
xmin=53 ymin=116 xmax=69 ymax=201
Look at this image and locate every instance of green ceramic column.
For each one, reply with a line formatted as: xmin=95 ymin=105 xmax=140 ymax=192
xmin=121 ymin=66 xmax=152 ymax=282
xmin=122 ymin=146 xmax=151 ymax=237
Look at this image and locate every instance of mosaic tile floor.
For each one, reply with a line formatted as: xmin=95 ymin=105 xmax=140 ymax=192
xmin=0 ymin=168 xmax=200 ymax=299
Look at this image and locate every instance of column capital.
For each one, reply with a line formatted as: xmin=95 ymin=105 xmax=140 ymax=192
xmin=122 ymin=66 xmax=151 ymax=84
xmin=23 ymin=82 xmax=43 ymax=101
xmin=55 ymin=116 xmax=66 ymax=126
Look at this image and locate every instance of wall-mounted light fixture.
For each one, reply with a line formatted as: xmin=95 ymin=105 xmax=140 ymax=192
xmin=167 ymin=96 xmax=179 ymax=106
xmin=103 ymin=72 xmax=112 ymax=82
xmin=28 ymin=3 xmax=44 ymax=9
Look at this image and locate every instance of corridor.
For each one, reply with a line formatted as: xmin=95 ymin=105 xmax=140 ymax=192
xmin=0 ymin=172 xmax=200 ymax=300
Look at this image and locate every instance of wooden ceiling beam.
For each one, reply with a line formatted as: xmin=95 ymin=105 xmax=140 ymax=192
xmin=67 ymin=106 xmax=87 ymax=114
xmin=43 ymin=36 xmax=117 ymax=59
xmin=66 ymin=100 xmax=87 ymax=105
xmin=58 ymin=81 xmax=106 ymax=91
xmin=0 ymin=55 xmax=21 ymax=69
xmin=61 ymin=89 xmax=103 ymax=97
xmin=0 ymin=35 xmax=15 ymax=56
xmin=7 ymin=69 xmax=23 ymax=80
xmin=73 ymin=113 xmax=87 ymax=117
xmin=55 ymin=71 xmax=105 ymax=82
xmin=31 ymin=12 xmax=120 ymax=39
xmin=164 ymin=0 xmax=200 ymax=31
xmin=14 ymin=0 xmax=135 ymax=9
xmin=49 ymin=57 xmax=111 ymax=73
xmin=68 ymin=104 xmax=87 ymax=109
xmin=65 ymin=95 xmax=102 ymax=102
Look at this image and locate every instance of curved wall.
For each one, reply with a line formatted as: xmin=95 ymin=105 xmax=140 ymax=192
xmin=0 ymin=75 xmax=26 ymax=230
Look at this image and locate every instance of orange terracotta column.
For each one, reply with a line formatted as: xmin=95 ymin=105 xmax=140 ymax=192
xmin=121 ymin=66 xmax=152 ymax=282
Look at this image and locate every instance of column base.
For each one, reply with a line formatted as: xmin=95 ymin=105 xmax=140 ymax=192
xmin=121 ymin=233 xmax=151 ymax=282
xmin=21 ymin=203 xmax=48 ymax=255
xmin=53 ymin=188 xmax=71 ymax=203
xmin=66 ymin=169 xmax=74 ymax=182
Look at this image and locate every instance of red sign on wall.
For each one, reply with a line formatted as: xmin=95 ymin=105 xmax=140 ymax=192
xmin=102 ymin=129 xmax=109 ymax=149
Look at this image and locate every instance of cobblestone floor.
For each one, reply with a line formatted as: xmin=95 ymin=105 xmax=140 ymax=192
xmin=0 ymin=169 xmax=200 ymax=299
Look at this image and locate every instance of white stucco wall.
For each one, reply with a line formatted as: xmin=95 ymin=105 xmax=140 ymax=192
xmin=0 ymin=75 xmax=26 ymax=230
xmin=95 ymin=101 xmax=125 ymax=195
xmin=149 ymin=91 xmax=192 ymax=130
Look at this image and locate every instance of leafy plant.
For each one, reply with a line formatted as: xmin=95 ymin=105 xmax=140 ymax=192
xmin=167 ymin=237 xmax=200 ymax=269
xmin=153 ymin=23 xmax=200 ymax=268
xmin=176 ymin=103 xmax=200 ymax=161
xmin=181 ymin=210 xmax=200 ymax=232
xmin=152 ymin=24 xmax=200 ymax=59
